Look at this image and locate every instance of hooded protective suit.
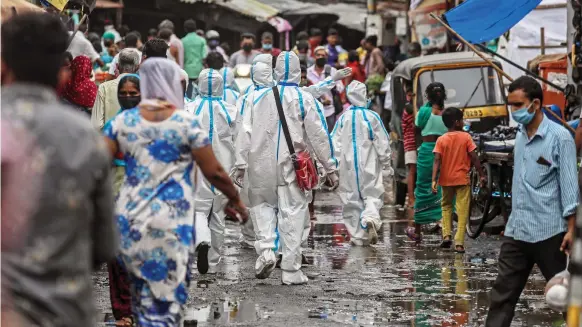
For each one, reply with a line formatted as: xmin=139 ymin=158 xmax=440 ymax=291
xmin=331 ymin=81 xmax=391 ymax=246
xmin=241 ymin=54 xmax=275 ymax=95
xmin=235 ymin=51 xmax=337 ymax=284
xmin=234 ymin=61 xmax=274 ymax=248
xmin=185 ymin=68 xmax=237 ymax=272
xmin=220 ymin=67 xmax=240 ymax=106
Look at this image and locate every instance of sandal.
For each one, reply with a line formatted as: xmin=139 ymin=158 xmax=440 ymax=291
xmin=454 ymin=245 xmax=465 ymax=254
xmin=405 ymin=227 xmax=422 ymax=242
xmin=440 ymin=237 xmax=452 ymax=249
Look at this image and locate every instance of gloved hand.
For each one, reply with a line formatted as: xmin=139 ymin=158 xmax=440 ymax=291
xmin=332 ymin=67 xmax=352 ymax=81
xmin=326 ymin=172 xmax=340 ymax=191
xmin=382 ymin=165 xmax=394 ymax=177
xmin=230 ymin=168 xmax=245 ymax=188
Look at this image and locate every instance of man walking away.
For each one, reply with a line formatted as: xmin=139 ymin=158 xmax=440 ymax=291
xmin=142 ymin=38 xmax=169 ymax=61
xmin=67 ymin=17 xmax=104 ymax=68
xmin=107 ymin=32 xmax=141 ymax=79
xmin=485 ymin=76 xmax=578 ymax=327
xmin=182 ymin=19 xmax=207 ymax=99
xmin=158 ymin=28 xmax=180 ymax=65
xmin=92 ymin=49 xmax=140 ymax=130
xmin=363 ymin=35 xmax=385 ymax=78
xmin=206 ymin=30 xmax=229 ymax=63
xmin=229 ymin=33 xmax=260 ymax=67
xmin=1 ymin=13 xmax=117 ymax=327
xmin=158 ymin=19 xmax=184 ymax=68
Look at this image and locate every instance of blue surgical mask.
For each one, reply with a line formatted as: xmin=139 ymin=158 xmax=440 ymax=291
xmin=262 ymin=43 xmax=273 ymax=50
xmin=511 ymin=102 xmax=535 ymax=125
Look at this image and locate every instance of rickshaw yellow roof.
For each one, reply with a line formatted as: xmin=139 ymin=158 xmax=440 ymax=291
xmin=393 ymin=51 xmax=502 ymax=81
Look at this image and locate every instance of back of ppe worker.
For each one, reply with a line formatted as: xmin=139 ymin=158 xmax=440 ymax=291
xmin=331 ymin=81 xmax=391 ymax=246
xmin=234 ymin=60 xmax=275 ymax=248
xmin=220 ymin=67 xmax=240 ymax=106
xmin=235 ymin=51 xmax=338 ymax=285
xmin=185 ymin=68 xmax=237 ymax=274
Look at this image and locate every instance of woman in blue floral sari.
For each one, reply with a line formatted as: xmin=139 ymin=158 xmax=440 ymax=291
xmin=103 ymin=58 xmax=247 ymax=327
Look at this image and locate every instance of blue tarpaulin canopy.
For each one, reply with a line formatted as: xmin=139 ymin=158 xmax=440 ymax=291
xmin=443 ymin=0 xmax=542 ymax=44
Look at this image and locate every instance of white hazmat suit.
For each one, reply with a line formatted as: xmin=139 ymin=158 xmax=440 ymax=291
xmin=234 ymin=60 xmax=275 ymax=248
xmin=220 ymin=67 xmax=240 ymax=106
xmin=235 ymin=52 xmax=337 ymax=284
xmin=331 ymin=81 xmax=391 ymax=246
xmin=185 ymin=68 xmax=237 ymax=273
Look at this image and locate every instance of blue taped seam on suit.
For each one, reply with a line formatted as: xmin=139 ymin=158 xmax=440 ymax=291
xmin=195 ymin=99 xmax=207 ymax=115
xmin=368 ymin=111 xmax=389 ymax=138
xmin=208 ymin=100 xmax=215 ymax=193
xmin=222 ymin=68 xmax=227 ymax=100
xmin=208 ymin=69 xmax=213 ymax=97
xmin=361 ymin=110 xmax=374 ymax=141
xmin=218 ymin=101 xmax=232 ymax=125
xmin=240 ymin=94 xmax=250 ymax=115
xmin=351 ymin=110 xmax=363 ymax=201
xmin=314 ymin=100 xmax=338 ymax=168
xmin=295 ymin=87 xmax=305 ymax=120
xmin=279 ymin=82 xmax=298 ymax=87
xmin=253 ymin=88 xmax=272 ymax=105
xmin=284 ymin=52 xmax=289 ymax=82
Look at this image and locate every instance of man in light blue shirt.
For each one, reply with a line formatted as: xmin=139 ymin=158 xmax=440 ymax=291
xmin=486 ymin=76 xmax=578 ymax=327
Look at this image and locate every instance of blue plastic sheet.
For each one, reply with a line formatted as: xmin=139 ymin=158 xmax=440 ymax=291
xmin=443 ymin=0 xmax=542 ymax=44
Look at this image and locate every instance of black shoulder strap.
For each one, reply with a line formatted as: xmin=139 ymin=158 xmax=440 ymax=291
xmin=271 ymin=86 xmax=295 ymax=156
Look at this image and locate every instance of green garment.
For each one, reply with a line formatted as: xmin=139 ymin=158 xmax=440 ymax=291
xmin=414 ymin=142 xmax=442 ymax=224
xmin=182 ymin=32 xmax=207 ymax=80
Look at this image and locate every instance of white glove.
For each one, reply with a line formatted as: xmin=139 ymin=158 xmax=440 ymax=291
xmin=230 ymin=168 xmax=245 ymax=188
xmin=382 ymin=164 xmax=394 ymax=177
xmin=326 ymin=172 xmax=339 ymax=191
xmin=332 ymin=67 xmax=352 ymax=81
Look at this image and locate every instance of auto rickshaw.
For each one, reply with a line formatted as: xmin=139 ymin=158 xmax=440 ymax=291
xmin=390 ymin=52 xmax=509 ymax=207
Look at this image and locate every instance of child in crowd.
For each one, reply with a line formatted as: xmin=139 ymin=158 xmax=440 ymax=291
xmin=332 ymin=81 xmax=391 ymax=245
xmin=432 ymin=107 xmax=485 ymax=253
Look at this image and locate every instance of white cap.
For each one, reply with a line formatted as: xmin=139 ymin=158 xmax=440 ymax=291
xmin=206 ymin=30 xmax=220 ymax=39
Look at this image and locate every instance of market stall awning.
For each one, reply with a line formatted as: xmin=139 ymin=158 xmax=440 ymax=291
xmin=95 ymin=0 xmax=123 ymax=9
xmin=181 ymin=0 xmax=278 ymax=22
xmin=443 ymin=0 xmax=542 ymax=44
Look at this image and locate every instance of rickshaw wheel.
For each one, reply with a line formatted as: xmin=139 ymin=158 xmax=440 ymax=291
xmin=466 ymin=163 xmax=494 ymax=239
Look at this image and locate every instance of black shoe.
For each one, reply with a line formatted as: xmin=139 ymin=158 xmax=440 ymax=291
xmin=440 ymin=239 xmax=452 ymax=249
xmin=197 ymin=244 xmax=209 ymax=274
xmin=302 ymin=254 xmax=310 ymax=266
xmin=184 ymin=319 xmax=198 ymax=327
xmin=275 ymin=254 xmax=282 ymax=269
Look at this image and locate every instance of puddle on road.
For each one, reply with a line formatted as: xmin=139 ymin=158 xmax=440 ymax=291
xmin=186 ymin=298 xmax=266 ymax=325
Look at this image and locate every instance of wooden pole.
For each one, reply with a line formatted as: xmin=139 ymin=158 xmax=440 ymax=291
xmin=429 ymin=12 xmax=576 ymax=134
xmin=541 ymin=27 xmax=546 ymax=55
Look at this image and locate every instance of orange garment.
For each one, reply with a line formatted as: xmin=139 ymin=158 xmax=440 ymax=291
xmin=433 ymin=131 xmax=477 ymax=186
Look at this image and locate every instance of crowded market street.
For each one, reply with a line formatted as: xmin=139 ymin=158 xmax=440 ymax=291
xmin=92 ymin=189 xmax=563 ymax=326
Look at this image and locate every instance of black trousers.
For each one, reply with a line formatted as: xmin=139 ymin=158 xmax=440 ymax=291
xmin=485 ymin=233 xmax=567 ymax=327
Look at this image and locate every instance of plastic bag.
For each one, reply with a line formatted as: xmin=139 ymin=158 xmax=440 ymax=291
xmin=545 ymin=256 xmax=570 ymax=312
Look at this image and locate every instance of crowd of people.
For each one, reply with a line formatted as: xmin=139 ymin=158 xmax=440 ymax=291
xmin=2 ymin=10 xmax=579 ymax=327
xmin=1 ymin=12 xmax=397 ymax=327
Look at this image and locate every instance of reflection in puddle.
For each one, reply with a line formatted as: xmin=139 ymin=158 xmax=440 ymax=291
xmin=186 ymin=298 xmax=263 ymax=325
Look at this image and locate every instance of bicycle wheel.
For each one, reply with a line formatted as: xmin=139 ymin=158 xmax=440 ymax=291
xmin=466 ymin=163 xmax=493 ymax=239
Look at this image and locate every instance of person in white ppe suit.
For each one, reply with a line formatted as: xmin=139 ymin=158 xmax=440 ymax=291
xmin=219 ymin=67 xmax=240 ymax=106
xmin=185 ymin=68 xmax=237 ymax=274
xmin=234 ymin=51 xmax=338 ymax=285
xmin=331 ymin=81 xmax=392 ymax=246
xmin=234 ymin=60 xmax=275 ymax=249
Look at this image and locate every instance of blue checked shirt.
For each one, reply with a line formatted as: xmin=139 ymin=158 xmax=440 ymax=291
xmin=505 ymin=116 xmax=579 ymax=243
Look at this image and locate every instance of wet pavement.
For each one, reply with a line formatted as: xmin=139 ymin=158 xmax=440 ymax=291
xmin=93 ymin=187 xmax=566 ymax=326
